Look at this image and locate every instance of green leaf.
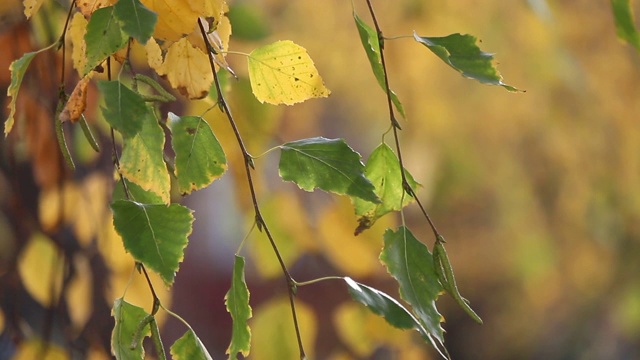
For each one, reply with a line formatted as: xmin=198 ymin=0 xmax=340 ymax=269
xmin=112 ymin=177 xmax=164 ymax=204
xmin=611 ymin=0 xmax=640 ymax=52
xmin=114 ymin=0 xmax=158 ymax=45
xmin=413 ymin=32 xmax=519 ymax=92
xmin=247 ymin=40 xmax=330 ymax=105
xmin=111 ymin=298 xmax=150 ymax=360
xmin=343 ymin=277 xmax=421 ymax=330
xmin=225 ymin=255 xmax=252 ymax=358
xmin=111 ymin=200 xmax=194 ymax=286
xmin=119 ymin=108 xmax=170 ymax=203
xmin=167 ymin=113 xmax=227 ymax=195
xmin=84 ymin=6 xmax=127 ymax=76
xmin=353 ymin=143 xmax=419 ymax=235
xmin=279 ymin=137 xmax=380 ymax=203
xmin=353 ymin=11 xmax=405 ymax=118
xmin=170 ymin=329 xmax=213 ymax=360
xmin=380 ymin=227 xmax=445 ymax=344
xmin=4 ymin=51 xmax=37 ymax=136
xmin=98 ymin=80 xmax=147 ymax=137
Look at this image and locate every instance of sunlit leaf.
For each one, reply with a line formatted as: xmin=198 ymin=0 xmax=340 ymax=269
xmin=84 ymin=6 xmax=127 ymax=76
xmin=77 ymin=0 xmax=116 ymax=16
xmin=354 ymin=143 xmax=419 ymax=235
xmin=611 ymin=0 xmax=640 ymax=52
xmin=114 ymin=0 xmax=158 ymax=44
xmin=170 ymin=329 xmax=213 ymax=360
xmin=23 ymin=0 xmax=45 ymax=19
xmin=60 ymin=77 xmax=90 ymax=123
xmin=247 ymin=40 xmax=330 ymax=105
xmin=353 ymin=12 xmax=405 ymax=118
xmin=111 ymin=298 xmax=150 ymax=360
xmin=118 ymin=105 xmax=170 ymax=203
xmin=413 ymin=32 xmax=520 ymax=92
xmin=156 ymin=37 xmax=213 ymax=99
xmin=5 ymin=51 xmax=37 ymax=136
xmin=168 ymin=113 xmax=227 ymax=195
xmin=279 ymin=137 xmax=380 ymax=203
xmin=112 ymin=177 xmax=164 ymax=204
xmin=187 ymin=0 xmax=226 ymax=20
xmin=380 ymin=227 xmax=445 ymax=344
xmin=111 ymin=200 xmax=194 ymax=286
xmin=145 ymin=37 xmax=163 ymax=71
xmin=140 ymin=0 xmax=200 ymax=41
xmin=251 ymin=297 xmax=316 ymax=360
xmin=18 ymin=233 xmax=64 ymax=307
xmin=69 ymin=12 xmax=89 ymax=76
xmin=225 ymin=255 xmax=252 ymax=359
xmin=344 ymin=277 xmax=423 ymax=331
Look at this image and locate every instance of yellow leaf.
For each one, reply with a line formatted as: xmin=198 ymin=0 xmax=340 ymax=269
xmin=141 ymin=0 xmax=200 ymax=41
xmin=60 ymin=76 xmax=90 ymax=123
xmin=187 ymin=0 xmax=226 ymax=20
xmin=0 ymin=308 xmax=4 ymax=332
xmin=23 ymin=0 xmax=44 ymax=19
xmin=145 ymin=37 xmax=163 ymax=71
xmin=18 ymin=233 xmax=65 ymax=307
xmin=250 ymin=297 xmax=316 ymax=360
xmin=69 ymin=12 xmax=88 ymax=75
xmin=13 ymin=340 xmax=69 ymax=360
xmin=157 ymin=37 xmax=213 ymax=99
xmin=66 ymin=255 xmax=93 ymax=331
xmin=76 ymin=0 xmax=116 ymax=16
xmin=248 ymin=40 xmax=330 ymax=105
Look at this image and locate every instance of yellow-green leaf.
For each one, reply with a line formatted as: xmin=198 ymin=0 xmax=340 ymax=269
xmin=23 ymin=0 xmax=45 ymax=19
xmin=248 ymin=40 xmax=330 ymax=105
xmin=5 ymin=51 xmax=37 ymax=136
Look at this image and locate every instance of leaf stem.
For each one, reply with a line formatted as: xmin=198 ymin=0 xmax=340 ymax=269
xmin=198 ymin=18 xmax=307 ymax=360
xmin=294 ymin=276 xmax=344 ymax=287
xmin=364 ymin=0 xmax=441 ymax=239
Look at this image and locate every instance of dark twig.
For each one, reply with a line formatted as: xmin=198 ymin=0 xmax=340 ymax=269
xmin=198 ymin=19 xmax=307 ymax=360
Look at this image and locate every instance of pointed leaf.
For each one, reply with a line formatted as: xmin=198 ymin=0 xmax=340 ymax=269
xmin=111 ymin=298 xmax=150 ymax=360
xmin=112 ymin=177 xmax=164 ymax=204
xmin=353 ymin=12 xmax=405 ymax=118
xmin=380 ymin=227 xmax=445 ymax=344
xmin=60 ymin=77 xmax=90 ymax=123
xmin=413 ymin=32 xmax=519 ymax=91
xmin=247 ymin=40 xmax=330 ymax=105
xmin=70 ymin=12 xmax=89 ymax=75
xmin=170 ymin=329 xmax=213 ymax=360
xmin=354 ymin=143 xmax=419 ymax=235
xmin=84 ymin=6 xmax=127 ymax=75
xmin=139 ymin=0 xmax=200 ymax=41
xmin=168 ymin=113 xmax=227 ymax=195
xmin=114 ymin=0 xmax=158 ymax=44
xmin=111 ymin=200 xmax=194 ymax=286
xmin=5 ymin=51 xmax=37 ymax=136
xmin=611 ymin=0 xmax=640 ymax=52
xmin=225 ymin=255 xmax=252 ymax=359
xmin=98 ymin=80 xmax=148 ymax=138
xmin=119 ymin=108 xmax=171 ymax=203
xmin=343 ymin=277 xmax=421 ymax=331
xmin=279 ymin=137 xmax=380 ymax=203
xmin=23 ymin=0 xmax=45 ymax=19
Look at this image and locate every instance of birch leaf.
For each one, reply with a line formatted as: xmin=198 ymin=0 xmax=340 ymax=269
xmin=157 ymin=37 xmax=213 ymax=99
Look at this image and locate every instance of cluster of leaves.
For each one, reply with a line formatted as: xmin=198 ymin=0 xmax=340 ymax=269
xmin=4 ymin=0 xmax=527 ymax=358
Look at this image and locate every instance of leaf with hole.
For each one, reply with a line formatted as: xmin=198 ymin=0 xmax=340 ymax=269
xmin=111 ymin=298 xmax=150 ymax=360
xmin=114 ymin=0 xmax=158 ymax=45
xmin=168 ymin=113 xmax=227 ymax=195
xmin=611 ymin=0 xmax=640 ymax=52
xmin=170 ymin=329 xmax=213 ymax=360
xmin=413 ymin=32 xmax=520 ymax=91
xmin=84 ymin=6 xmax=127 ymax=76
xmin=353 ymin=143 xmax=419 ymax=235
xmin=279 ymin=137 xmax=380 ymax=203
xmin=380 ymin=227 xmax=445 ymax=344
xmin=353 ymin=12 xmax=405 ymax=118
xmin=225 ymin=255 xmax=252 ymax=359
xmin=248 ymin=40 xmax=330 ymax=105
xmin=111 ymin=200 xmax=193 ymax=286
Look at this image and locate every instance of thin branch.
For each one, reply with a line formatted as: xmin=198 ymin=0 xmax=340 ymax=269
xmin=364 ymin=0 xmax=440 ymax=238
xmin=198 ymin=19 xmax=307 ymax=360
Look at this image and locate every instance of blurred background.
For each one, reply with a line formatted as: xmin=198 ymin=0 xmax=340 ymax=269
xmin=2 ymin=0 xmax=640 ymax=359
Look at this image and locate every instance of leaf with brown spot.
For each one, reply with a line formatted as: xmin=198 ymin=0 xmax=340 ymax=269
xmin=60 ymin=76 xmax=90 ymax=123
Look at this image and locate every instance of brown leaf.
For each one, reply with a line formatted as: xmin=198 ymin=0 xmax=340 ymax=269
xmin=60 ymin=76 xmax=90 ymax=123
